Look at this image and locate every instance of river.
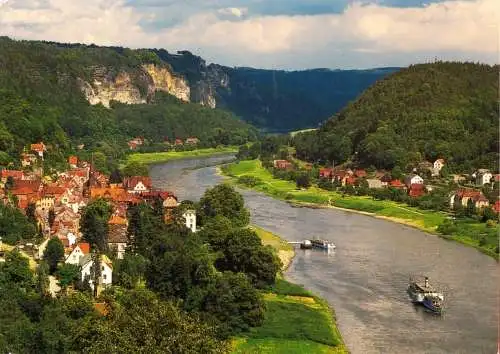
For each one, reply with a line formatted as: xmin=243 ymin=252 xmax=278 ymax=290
xmin=150 ymin=155 xmax=498 ymax=354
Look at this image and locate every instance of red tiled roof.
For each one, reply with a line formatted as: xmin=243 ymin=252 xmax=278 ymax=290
xmin=108 ymin=215 xmax=127 ymax=225
xmin=68 ymin=156 xmax=78 ymax=165
xmin=44 ymin=186 xmax=66 ymax=196
xmin=345 ymin=176 xmax=357 ymax=185
xmin=354 ymin=169 xmax=367 ymax=178
xmin=1 ymin=170 xmax=24 ymax=179
xmin=31 ymin=143 xmax=46 ymax=152
xmin=78 ymin=243 xmax=90 ymax=255
xmin=14 ymin=180 xmax=42 ymax=192
xmin=390 ymin=180 xmax=404 ymax=187
xmin=493 ymin=201 xmax=500 ymax=213
xmin=123 ymin=176 xmax=152 ymax=190
xmin=319 ymin=168 xmax=333 ymax=178
xmin=12 ymin=187 xmax=38 ymax=196
xmin=455 ymin=189 xmax=481 ymax=198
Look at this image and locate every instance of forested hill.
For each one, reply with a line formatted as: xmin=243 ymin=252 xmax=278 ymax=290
xmin=292 ymin=62 xmax=499 ymax=172
xmin=0 ymin=37 xmax=256 ymax=169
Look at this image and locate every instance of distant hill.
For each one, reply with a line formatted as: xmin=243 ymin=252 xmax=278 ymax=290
xmin=0 ymin=37 xmax=257 ymax=170
xmin=292 ymin=62 xmax=499 ymax=172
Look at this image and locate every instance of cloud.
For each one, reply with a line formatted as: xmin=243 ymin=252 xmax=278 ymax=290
xmin=0 ymin=0 xmax=497 ymax=69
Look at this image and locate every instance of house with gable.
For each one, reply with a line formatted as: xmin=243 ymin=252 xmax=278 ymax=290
xmin=319 ymin=168 xmax=334 ymax=180
xmin=366 ymin=179 xmax=383 ymax=189
xmin=80 ymin=254 xmax=113 ymax=292
xmin=354 ymin=169 xmax=367 ymax=178
xmin=183 ymin=210 xmax=197 ymax=233
xmin=31 ymin=142 xmax=47 ymax=159
xmin=404 ymin=174 xmax=424 ymax=188
xmin=108 ymin=216 xmax=128 ymax=259
xmin=68 ymin=156 xmax=78 ymax=169
xmin=65 ymin=242 xmax=90 ymax=265
xmin=21 ymin=153 xmax=37 ymax=167
xmin=1 ymin=169 xmax=25 ymax=182
xmin=450 ymin=189 xmax=490 ymax=209
xmin=432 ymin=159 xmax=445 ymax=176
xmin=185 ymin=137 xmax=199 ymax=145
xmin=273 ymin=160 xmax=293 ymax=170
xmin=123 ymin=176 xmax=152 ymax=194
xmin=408 ymin=184 xmax=426 ymax=198
xmin=474 ymin=169 xmax=493 ymax=186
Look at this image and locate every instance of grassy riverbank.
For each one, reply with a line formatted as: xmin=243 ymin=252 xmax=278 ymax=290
xmin=126 ymin=146 xmax=238 ymax=166
xmin=221 ymin=160 xmax=499 ymax=260
xmin=232 ymin=226 xmax=347 ymax=354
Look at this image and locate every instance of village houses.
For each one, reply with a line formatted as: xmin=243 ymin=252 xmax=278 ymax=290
xmin=474 ymin=169 xmax=493 ymax=186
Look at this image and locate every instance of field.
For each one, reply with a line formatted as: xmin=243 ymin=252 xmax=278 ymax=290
xmin=222 ymin=160 xmax=499 ymax=259
xmin=232 ymin=227 xmax=347 ymax=354
xmin=126 ymin=146 xmax=238 ymax=165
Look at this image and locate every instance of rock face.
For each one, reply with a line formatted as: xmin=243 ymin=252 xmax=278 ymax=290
xmin=79 ymin=64 xmax=191 ymax=107
xmin=142 ymin=64 xmax=190 ymax=102
xmin=78 ymin=70 xmax=146 ymax=107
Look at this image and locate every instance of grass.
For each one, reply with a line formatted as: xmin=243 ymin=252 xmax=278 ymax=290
xmin=126 ymin=146 xmax=238 ymax=166
xmin=232 ymin=226 xmax=348 ymax=353
xmin=250 ymin=225 xmax=294 ymax=271
xmin=222 ymin=160 xmax=499 ymax=260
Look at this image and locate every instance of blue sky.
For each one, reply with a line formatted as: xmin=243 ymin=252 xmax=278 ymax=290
xmin=0 ymin=0 xmax=497 ymax=69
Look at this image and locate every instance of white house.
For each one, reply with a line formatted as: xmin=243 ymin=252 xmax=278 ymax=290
xmin=475 ymin=170 xmax=492 ymax=186
xmin=404 ymin=174 xmax=424 ymax=187
xmin=65 ymin=243 xmax=90 ymax=265
xmin=183 ymin=210 xmax=197 ymax=233
xmin=432 ymin=159 xmax=445 ymax=177
xmin=124 ymin=176 xmax=152 ymax=194
xmin=80 ymin=254 xmax=113 ymax=291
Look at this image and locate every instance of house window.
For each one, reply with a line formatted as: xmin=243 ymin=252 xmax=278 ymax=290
xmin=101 ymin=266 xmax=105 ymax=271
xmin=103 ymin=274 xmax=107 ymax=280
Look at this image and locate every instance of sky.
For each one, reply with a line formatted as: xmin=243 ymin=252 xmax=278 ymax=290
xmin=0 ymin=0 xmax=498 ymax=70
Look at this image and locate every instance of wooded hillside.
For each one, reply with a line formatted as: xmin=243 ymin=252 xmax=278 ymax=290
xmin=293 ymin=62 xmax=499 ymax=172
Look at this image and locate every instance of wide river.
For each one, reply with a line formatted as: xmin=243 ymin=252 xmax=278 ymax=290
xmin=150 ymin=155 xmax=498 ymax=354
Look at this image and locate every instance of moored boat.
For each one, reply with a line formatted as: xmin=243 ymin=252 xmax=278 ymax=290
xmin=310 ymin=238 xmax=336 ymax=250
xmin=300 ymin=240 xmax=312 ymax=249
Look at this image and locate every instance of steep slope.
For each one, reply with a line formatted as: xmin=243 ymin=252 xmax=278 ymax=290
xmin=0 ymin=37 xmax=256 ymax=167
xmin=151 ymin=48 xmax=398 ymax=131
xmin=293 ymin=62 xmax=499 ymax=171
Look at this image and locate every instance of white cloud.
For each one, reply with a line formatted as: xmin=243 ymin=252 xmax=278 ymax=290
xmin=217 ymin=7 xmax=247 ymax=18
xmin=0 ymin=0 xmax=497 ymax=69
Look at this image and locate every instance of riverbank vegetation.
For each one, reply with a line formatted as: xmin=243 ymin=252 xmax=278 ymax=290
xmin=233 ymin=226 xmax=347 ymax=353
xmin=125 ymin=146 xmax=237 ymax=167
xmin=222 ymin=159 xmax=499 ymax=259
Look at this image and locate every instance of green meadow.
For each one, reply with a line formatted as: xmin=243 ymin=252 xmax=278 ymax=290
xmin=126 ymin=146 xmax=238 ymax=165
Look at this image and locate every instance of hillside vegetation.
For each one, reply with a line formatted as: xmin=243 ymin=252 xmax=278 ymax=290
xmin=293 ymin=62 xmax=499 ymax=172
xmin=0 ymin=37 xmax=256 ymax=170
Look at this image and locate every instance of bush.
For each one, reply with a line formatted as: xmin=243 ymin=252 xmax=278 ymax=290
xmin=237 ymin=175 xmax=262 ymax=187
xmin=437 ymin=220 xmax=458 ymax=235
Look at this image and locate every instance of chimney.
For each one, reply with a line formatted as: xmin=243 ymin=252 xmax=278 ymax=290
xmin=424 ymin=277 xmax=429 ymax=288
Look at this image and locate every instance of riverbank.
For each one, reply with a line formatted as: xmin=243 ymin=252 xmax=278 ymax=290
xmin=232 ymin=226 xmax=347 ymax=354
xmin=220 ymin=160 xmax=499 ymax=260
xmin=126 ymin=146 xmax=238 ymax=166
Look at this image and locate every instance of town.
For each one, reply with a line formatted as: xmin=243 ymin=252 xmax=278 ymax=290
xmin=271 ymin=157 xmax=500 ymax=214
xmin=0 ymin=141 xmax=197 ymax=296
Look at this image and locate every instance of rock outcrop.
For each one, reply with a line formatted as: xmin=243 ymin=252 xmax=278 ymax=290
xmin=142 ymin=64 xmax=190 ymax=102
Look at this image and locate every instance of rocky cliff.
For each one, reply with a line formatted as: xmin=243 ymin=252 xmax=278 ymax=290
xmin=78 ymin=64 xmax=191 ymax=108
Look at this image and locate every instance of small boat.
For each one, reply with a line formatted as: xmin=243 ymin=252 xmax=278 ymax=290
xmin=407 ymin=276 xmax=444 ymax=303
xmin=300 ymin=240 xmax=312 ymax=249
xmin=310 ymin=238 xmax=336 ymax=250
xmin=422 ymin=295 xmax=444 ymax=314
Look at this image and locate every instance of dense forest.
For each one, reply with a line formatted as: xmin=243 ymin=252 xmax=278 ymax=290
xmin=0 ymin=185 xmax=281 ymax=352
xmin=293 ymin=62 xmax=499 ymax=172
xmin=0 ymin=37 xmax=256 ymax=167
xmin=47 ymin=38 xmax=397 ymax=132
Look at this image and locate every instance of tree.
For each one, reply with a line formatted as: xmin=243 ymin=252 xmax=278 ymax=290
xmin=109 ymin=168 xmax=123 ymax=184
xmin=4 ymin=176 xmax=14 ymax=191
xmin=26 ymin=202 xmax=37 ymax=225
xmin=90 ymin=251 xmax=101 ymax=298
xmin=80 ymin=198 xmax=112 ymax=252
xmin=83 ymin=289 xmax=228 ymax=353
xmin=114 ymin=254 xmax=148 ymax=289
xmin=122 ymin=161 xmax=149 ymax=177
xmin=36 ymin=261 xmax=50 ymax=298
xmin=48 ymin=208 xmax=56 ymax=228
xmin=213 ymin=228 xmax=280 ymax=289
xmin=202 ymin=272 xmax=265 ymax=336
xmin=56 ymin=264 xmax=80 ymax=291
xmin=296 ymin=173 xmax=311 ymax=189
xmin=43 ymin=237 xmax=65 ymax=274
xmin=0 ymin=203 xmax=36 ymax=244
xmin=127 ymin=203 xmax=163 ymax=256
xmin=198 ymin=184 xmax=250 ymax=227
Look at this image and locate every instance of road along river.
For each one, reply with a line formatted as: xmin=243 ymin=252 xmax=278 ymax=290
xmin=150 ymin=155 xmax=498 ymax=354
